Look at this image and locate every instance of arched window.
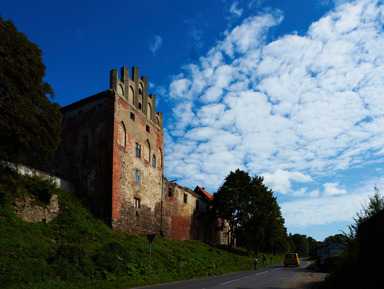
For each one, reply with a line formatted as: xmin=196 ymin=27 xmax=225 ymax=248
xmin=147 ymin=102 xmax=152 ymax=119
xmin=117 ymin=121 xmax=126 ymax=147
xmin=144 ymin=140 xmax=150 ymax=162
xmin=138 ymin=83 xmax=143 ymax=111
xmin=128 ymin=86 xmax=134 ymax=104
xmin=117 ymin=84 xmax=124 ymax=96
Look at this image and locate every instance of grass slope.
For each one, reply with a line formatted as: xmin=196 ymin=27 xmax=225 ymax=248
xmin=0 ymin=167 xmax=283 ymax=289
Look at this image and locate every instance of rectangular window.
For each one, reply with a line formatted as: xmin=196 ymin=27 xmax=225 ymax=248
xmin=135 ymin=170 xmax=141 ymax=184
xmin=81 ymin=136 xmax=88 ymax=153
xmin=146 ymin=125 xmax=150 ymax=133
xmin=168 ymin=187 xmax=173 ymax=198
xmin=196 ymin=200 xmax=199 ymax=211
xmin=183 ymin=194 xmax=187 ymax=204
xmin=135 ymin=143 xmax=141 ymax=158
xmin=130 ymin=112 xmax=135 ymax=121
xmin=134 ymin=197 xmax=140 ymax=208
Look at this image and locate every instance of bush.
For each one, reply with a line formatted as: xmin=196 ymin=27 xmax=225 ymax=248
xmin=53 ymin=245 xmax=93 ymax=280
xmin=93 ymin=242 xmax=130 ymax=276
xmin=0 ymin=257 xmax=54 ymax=286
xmin=26 ymin=176 xmax=56 ymax=204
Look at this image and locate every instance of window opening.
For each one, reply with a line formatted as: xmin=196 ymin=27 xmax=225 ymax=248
xmin=134 ymin=197 xmax=140 ymax=208
xmin=135 ymin=170 xmax=141 ymax=184
xmin=130 ymin=112 xmax=135 ymax=121
xmin=135 ymin=143 xmax=141 ymax=158
xmin=183 ymin=194 xmax=187 ymax=204
xmin=152 ymin=154 xmax=156 ymax=168
xmin=168 ymin=187 xmax=173 ymax=198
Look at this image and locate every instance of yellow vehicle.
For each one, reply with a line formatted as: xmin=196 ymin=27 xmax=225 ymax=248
xmin=284 ymin=253 xmax=300 ymax=267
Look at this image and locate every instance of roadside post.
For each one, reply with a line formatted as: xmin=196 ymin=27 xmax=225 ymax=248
xmin=147 ymin=234 xmax=156 ymax=271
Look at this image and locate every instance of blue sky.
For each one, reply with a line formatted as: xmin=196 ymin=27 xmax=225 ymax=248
xmin=3 ymin=0 xmax=384 ymax=241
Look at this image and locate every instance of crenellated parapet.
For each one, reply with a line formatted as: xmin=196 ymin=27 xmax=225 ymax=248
xmin=110 ymin=67 xmax=163 ymax=129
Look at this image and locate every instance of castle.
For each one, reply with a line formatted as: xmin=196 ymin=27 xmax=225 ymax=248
xmin=50 ymin=66 xmax=229 ymax=244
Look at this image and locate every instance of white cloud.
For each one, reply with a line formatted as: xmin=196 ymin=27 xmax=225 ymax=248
xmin=149 ymin=35 xmax=162 ymax=56
xmin=263 ymin=169 xmax=313 ymax=195
xmin=280 ymin=193 xmax=365 ymax=228
xmin=164 ymin=0 xmax=384 ymax=207
xmin=323 ymin=182 xmax=347 ymax=196
xmin=229 ymin=2 xmax=244 ymax=17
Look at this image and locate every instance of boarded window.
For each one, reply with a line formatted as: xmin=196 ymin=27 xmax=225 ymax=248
xmin=117 ymin=122 xmax=126 ymax=147
xmin=147 ymin=102 xmax=152 ymax=119
xmin=144 ymin=140 xmax=150 ymax=162
xmin=128 ymin=86 xmax=134 ymax=104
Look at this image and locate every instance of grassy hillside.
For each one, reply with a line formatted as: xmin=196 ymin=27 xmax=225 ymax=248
xmin=0 ymin=167 xmax=283 ymax=289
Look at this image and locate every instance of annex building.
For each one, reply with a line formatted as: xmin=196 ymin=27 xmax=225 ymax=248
xmin=49 ymin=66 xmax=228 ymax=244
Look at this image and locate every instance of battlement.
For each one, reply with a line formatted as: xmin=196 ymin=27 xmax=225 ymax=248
xmin=110 ymin=67 xmax=163 ymax=129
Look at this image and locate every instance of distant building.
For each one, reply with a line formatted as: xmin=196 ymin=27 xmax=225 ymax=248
xmin=48 ymin=66 xmax=228 ymax=244
xmin=316 ymin=242 xmax=346 ymax=264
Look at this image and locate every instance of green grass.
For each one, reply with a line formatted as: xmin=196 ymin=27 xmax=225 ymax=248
xmin=0 ymin=167 xmax=283 ymax=288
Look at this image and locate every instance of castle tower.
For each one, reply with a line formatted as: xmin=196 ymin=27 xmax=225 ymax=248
xmin=109 ymin=67 xmax=164 ymax=234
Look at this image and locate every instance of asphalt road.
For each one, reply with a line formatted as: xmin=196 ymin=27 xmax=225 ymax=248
xmin=134 ymin=259 xmax=310 ymax=289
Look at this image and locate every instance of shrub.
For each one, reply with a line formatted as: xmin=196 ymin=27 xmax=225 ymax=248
xmin=93 ymin=242 xmax=131 ymax=276
xmin=52 ymin=245 xmax=93 ymax=280
xmin=26 ymin=176 xmax=56 ymax=204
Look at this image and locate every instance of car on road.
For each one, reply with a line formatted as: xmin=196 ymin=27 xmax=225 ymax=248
xmin=284 ymin=253 xmax=300 ymax=267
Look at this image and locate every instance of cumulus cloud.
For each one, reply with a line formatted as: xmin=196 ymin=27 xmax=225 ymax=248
xmin=263 ymin=170 xmax=313 ymax=195
xmin=323 ymin=182 xmax=348 ymax=196
xmin=164 ymin=0 xmax=384 ymax=229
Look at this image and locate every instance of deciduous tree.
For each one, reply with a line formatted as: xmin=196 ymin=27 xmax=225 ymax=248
xmin=212 ymin=169 xmax=288 ymax=253
xmin=0 ymin=16 xmax=61 ymax=165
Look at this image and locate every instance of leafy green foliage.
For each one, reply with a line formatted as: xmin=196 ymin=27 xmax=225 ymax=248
xmin=26 ymin=175 xmax=56 ymax=204
xmin=212 ymin=169 xmax=289 ymax=254
xmin=289 ymin=234 xmax=309 ymax=257
xmin=0 ymin=168 xmax=283 ymax=289
xmin=321 ymin=188 xmax=384 ymax=289
xmin=0 ymin=16 xmax=61 ymax=165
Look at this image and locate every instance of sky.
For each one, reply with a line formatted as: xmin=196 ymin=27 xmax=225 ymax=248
xmin=2 ymin=0 xmax=384 ymax=241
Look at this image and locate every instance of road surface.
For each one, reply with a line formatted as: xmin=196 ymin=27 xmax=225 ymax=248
xmin=134 ymin=259 xmax=312 ymax=289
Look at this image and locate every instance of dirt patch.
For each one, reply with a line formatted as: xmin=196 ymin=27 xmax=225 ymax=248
xmin=284 ymin=269 xmax=328 ymax=289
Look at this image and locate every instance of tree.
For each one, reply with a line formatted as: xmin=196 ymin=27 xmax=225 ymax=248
xmin=212 ymin=169 xmax=252 ymax=247
xmin=212 ymin=169 xmax=288 ymax=253
xmin=0 ymin=16 xmax=61 ymax=165
xmin=354 ymin=186 xmax=384 ymax=227
xmin=290 ymin=234 xmax=309 ymax=257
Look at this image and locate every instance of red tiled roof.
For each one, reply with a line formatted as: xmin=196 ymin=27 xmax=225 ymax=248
xmin=197 ymin=186 xmax=214 ymax=200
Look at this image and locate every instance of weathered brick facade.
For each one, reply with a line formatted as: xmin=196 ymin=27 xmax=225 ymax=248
xmin=50 ymin=66 xmax=229 ymax=244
